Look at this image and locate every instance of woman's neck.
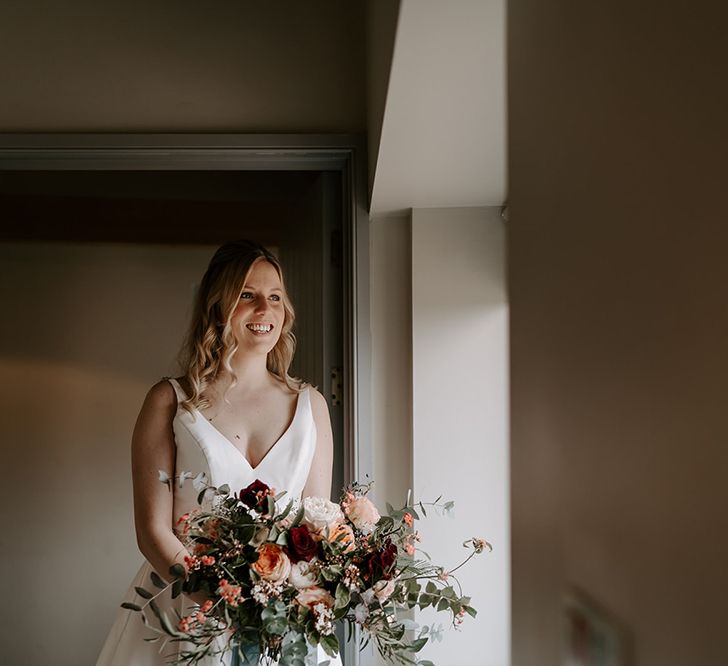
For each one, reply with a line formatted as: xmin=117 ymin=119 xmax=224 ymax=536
xmin=218 ymin=352 xmax=274 ymax=395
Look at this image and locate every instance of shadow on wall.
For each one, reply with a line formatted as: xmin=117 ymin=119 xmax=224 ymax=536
xmin=0 ymin=242 xmax=214 ymax=665
xmin=1 ymin=358 xmax=150 ymax=665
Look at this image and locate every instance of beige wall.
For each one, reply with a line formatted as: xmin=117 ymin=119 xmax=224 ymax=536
xmin=509 ymin=2 xmax=728 ymax=664
xmin=369 ymin=213 xmax=412 ymax=512
xmin=0 ymin=243 xmax=213 ymax=664
xmin=0 ymin=0 xmax=366 ymax=132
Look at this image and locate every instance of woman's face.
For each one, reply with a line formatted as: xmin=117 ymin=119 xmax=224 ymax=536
xmin=230 ymin=259 xmax=286 ymax=355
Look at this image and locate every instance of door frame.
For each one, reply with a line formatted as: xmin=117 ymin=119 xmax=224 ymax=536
xmin=0 ymin=133 xmax=372 ymax=666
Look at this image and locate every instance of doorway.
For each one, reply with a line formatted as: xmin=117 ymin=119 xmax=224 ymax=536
xmin=0 ymin=134 xmax=370 ymax=666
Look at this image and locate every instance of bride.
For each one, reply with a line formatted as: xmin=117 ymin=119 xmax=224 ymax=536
xmin=97 ymin=240 xmax=341 ymax=665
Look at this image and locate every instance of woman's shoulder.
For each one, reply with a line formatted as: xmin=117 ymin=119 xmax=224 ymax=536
xmin=142 ymin=377 xmax=178 ymax=410
xmin=304 ymin=384 xmax=329 ymax=417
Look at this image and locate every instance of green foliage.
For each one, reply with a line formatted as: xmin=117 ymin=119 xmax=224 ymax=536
xmin=123 ymin=476 xmax=488 ymax=665
xmin=134 ymin=586 xmax=154 ymax=600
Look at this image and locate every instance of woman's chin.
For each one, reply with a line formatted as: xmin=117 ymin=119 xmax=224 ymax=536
xmin=236 ymin=334 xmax=281 ymax=355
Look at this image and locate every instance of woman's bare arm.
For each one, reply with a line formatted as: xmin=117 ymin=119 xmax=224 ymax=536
xmin=131 ymin=381 xmax=208 ymax=602
xmin=302 ymin=387 xmax=334 ymax=500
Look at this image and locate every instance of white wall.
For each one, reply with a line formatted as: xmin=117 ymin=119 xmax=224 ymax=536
xmin=411 ymin=207 xmax=509 ymax=665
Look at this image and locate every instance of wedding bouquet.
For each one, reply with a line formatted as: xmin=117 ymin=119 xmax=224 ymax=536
xmin=123 ymin=476 xmax=490 ymax=666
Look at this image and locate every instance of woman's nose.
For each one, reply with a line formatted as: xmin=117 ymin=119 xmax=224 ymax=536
xmin=254 ymin=297 xmax=269 ymax=314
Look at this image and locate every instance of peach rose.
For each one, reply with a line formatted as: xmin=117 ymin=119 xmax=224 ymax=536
xmin=296 ymin=586 xmax=335 ymax=609
xmin=326 ymin=522 xmax=356 ymax=553
xmin=253 ymin=543 xmax=291 ymax=583
xmin=344 ymin=496 xmax=380 ymax=534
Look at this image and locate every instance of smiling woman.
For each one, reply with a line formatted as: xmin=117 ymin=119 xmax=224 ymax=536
xmin=96 ymin=239 xmax=338 ymax=666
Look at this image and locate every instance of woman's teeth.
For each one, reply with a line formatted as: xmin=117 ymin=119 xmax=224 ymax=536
xmin=246 ymin=323 xmax=273 ymax=333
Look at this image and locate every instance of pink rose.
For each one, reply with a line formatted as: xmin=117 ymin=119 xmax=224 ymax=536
xmin=373 ymin=578 xmax=396 ymax=601
xmin=344 ymin=496 xmax=380 ymax=534
xmin=296 ymin=586 xmax=335 ymax=609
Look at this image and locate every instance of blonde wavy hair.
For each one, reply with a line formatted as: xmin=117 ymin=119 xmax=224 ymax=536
xmin=177 ymin=240 xmax=303 ymax=413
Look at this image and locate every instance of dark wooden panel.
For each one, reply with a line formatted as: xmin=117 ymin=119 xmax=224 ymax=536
xmin=0 ymin=195 xmax=300 ymax=245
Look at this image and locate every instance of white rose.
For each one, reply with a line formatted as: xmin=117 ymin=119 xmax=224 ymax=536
xmin=301 ymin=496 xmax=345 ymax=534
xmin=288 ymin=559 xmax=318 ymax=589
xmin=354 ymin=603 xmax=369 ymax=624
xmin=360 ymin=588 xmax=376 ymax=605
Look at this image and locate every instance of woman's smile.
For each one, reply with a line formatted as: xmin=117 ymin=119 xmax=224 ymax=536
xmin=245 ymin=322 xmax=274 ymax=335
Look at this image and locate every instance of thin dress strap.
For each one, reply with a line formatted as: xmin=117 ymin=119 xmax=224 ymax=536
xmin=163 ymin=376 xmax=186 ymax=403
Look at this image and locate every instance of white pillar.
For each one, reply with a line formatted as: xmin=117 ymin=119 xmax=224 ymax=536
xmin=411 ymin=206 xmax=510 ymax=666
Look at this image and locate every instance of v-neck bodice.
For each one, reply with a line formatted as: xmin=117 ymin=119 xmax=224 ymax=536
xmin=167 ymin=377 xmax=317 ymax=523
xmin=95 ymin=376 xmax=337 ymax=666
xmin=192 ymin=388 xmax=304 ymax=471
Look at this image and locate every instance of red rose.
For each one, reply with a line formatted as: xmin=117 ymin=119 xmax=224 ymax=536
xmin=239 ymin=479 xmax=271 ymax=511
xmin=287 ymin=525 xmax=319 ymax=563
xmin=365 ymin=540 xmax=398 ymax=580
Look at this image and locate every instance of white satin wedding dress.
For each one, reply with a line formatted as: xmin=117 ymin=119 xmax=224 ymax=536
xmin=96 ymin=378 xmax=342 ymax=666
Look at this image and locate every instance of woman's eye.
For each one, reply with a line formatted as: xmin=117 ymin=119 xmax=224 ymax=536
xmin=240 ymin=292 xmax=253 ymax=300
xmin=270 ymin=295 xmax=281 ymax=302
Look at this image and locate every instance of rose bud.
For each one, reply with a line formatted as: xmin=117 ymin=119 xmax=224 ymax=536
xmin=365 ymin=540 xmax=398 ymax=580
xmin=239 ymin=479 xmax=271 ymax=511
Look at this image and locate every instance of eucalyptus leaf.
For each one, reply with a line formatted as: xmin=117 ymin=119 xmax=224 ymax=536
xmin=121 ymin=602 xmax=142 ymax=612
xmin=134 ymin=586 xmax=154 ymax=600
xmin=150 ymin=571 xmax=166 ymax=588
xmin=197 ymin=487 xmax=211 ymax=505
xmin=276 ymin=499 xmax=294 ymax=521
xmin=192 ymin=471 xmax=208 ymax=491
xmin=158 ymin=611 xmax=178 ymax=636
xmin=290 ymin=504 xmax=305 ymax=527
xmin=169 ymin=563 xmax=185 ymax=578
xmin=320 ymin=634 xmax=339 ymax=658
xmin=335 ymin=583 xmax=351 ymax=610
xmin=410 ymin=637 xmax=428 ymax=653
